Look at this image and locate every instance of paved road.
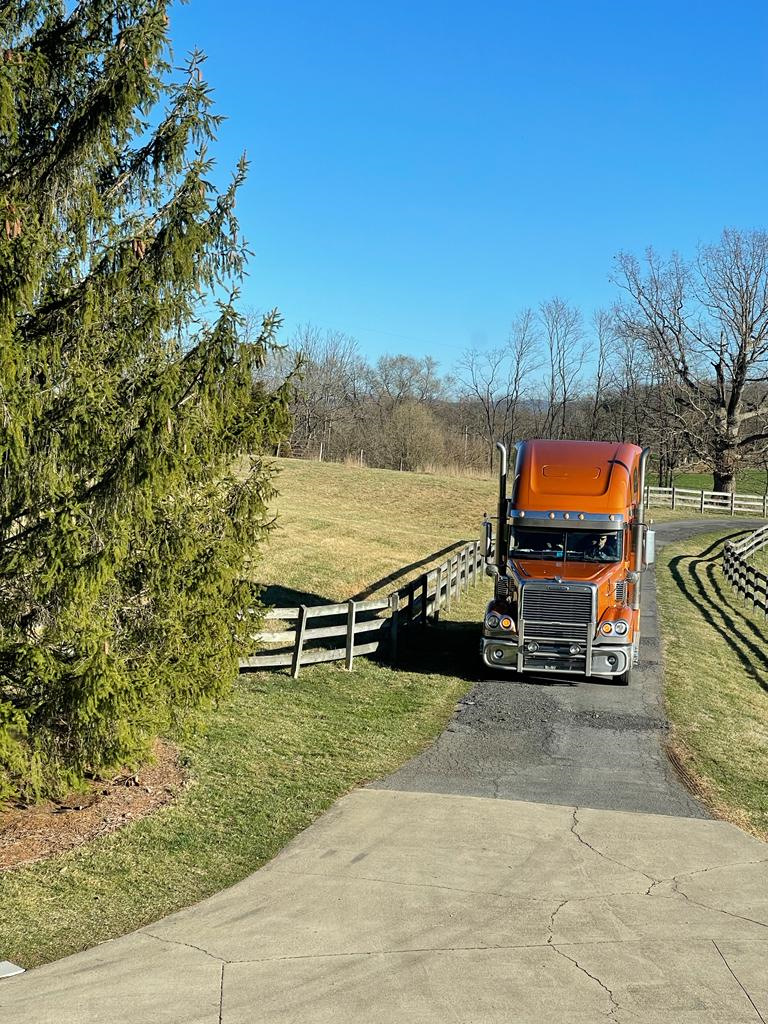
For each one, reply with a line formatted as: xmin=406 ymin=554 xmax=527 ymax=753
xmin=3 ymin=518 xmax=766 ymax=1024
xmin=378 ymin=519 xmax=764 ymax=817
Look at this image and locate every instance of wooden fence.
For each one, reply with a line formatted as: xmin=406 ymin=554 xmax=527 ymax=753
xmin=240 ymin=540 xmax=484 ymax=677
xmin=723 ymin=524 xmax=768 ymax=616
xmin=646 ymin=485 xmax=768 ymax=517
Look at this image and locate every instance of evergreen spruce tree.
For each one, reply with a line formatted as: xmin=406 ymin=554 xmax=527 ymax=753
xmin=0 ymin=2 xmax=290 ymax=800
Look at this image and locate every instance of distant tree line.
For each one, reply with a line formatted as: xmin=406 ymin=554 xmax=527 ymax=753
xmin=266 ymin=229 xmax=768 ymax=493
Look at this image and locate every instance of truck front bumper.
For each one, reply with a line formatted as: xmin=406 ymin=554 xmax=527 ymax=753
xmin=481 ymin=636 xmax=630 ymax=677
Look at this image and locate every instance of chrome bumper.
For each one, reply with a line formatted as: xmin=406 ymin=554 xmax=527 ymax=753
xmin=481 ymin=636 xmax=630 ymax=677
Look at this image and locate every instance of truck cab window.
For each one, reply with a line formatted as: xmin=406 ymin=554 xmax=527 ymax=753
xmin=510 ymin=527 xmax=621 ymax=563
xmin=509 ymin=527 xmax=565 ymax=560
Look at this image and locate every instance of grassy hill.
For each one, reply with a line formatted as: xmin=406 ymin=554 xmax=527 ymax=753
xmin=255 ymin=458 xmax=498 ymax=602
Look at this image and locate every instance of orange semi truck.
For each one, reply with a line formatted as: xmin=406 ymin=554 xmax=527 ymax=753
xmin=481 ymin=439 xmax=655 ymax=685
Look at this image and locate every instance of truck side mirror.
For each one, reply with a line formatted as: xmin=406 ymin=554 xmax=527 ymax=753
xmin=482 ymin=518 xmax=493 ymax=562
xmin=644 ymin=529 xmax=656 ymax=567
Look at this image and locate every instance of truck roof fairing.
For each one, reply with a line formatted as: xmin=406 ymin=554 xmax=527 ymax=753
xmin=511 ymin=440 xmax=643 ymax=516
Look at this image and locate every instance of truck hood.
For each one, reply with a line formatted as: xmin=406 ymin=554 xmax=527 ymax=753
xmin=511 ymin=559 xmax=620 ymax=586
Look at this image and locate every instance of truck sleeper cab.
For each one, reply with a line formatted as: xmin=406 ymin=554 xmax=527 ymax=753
xmin=481 ymin=439 xmax=655 ymax=685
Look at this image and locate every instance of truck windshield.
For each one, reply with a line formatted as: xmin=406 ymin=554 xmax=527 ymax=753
xmin=510 ymin=527 xmax=622 ymax=563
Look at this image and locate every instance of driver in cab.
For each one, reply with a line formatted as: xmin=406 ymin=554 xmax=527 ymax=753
xmin=586 ymin=532 xmax=619 ymax=561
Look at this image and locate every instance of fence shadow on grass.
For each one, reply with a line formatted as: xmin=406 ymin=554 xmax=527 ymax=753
xmin=668 ymin=530 xmax=768 ymax=694
xmin=258 ymin=584 xmax=332 ymax=608
xmin=351 ymin=541 xmax=471 ymax=602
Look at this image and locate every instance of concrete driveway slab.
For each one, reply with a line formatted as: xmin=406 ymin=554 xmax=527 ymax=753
xmin=0 ymin=932 xmax=222 ymax=1024
xmin=221 ymin=946 xmax=610 ymax=1024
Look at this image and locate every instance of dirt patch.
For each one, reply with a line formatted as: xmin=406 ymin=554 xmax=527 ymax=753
xmin=0 ymin=740 xmax=186 ymax=871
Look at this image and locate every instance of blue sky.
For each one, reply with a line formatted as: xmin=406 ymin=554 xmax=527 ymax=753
xmin=170 ymin=1 xmax=768 ymax=367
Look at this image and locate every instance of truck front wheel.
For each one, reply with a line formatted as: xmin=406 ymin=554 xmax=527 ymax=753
xmin=615 ymin=667 xmax=632 ymax=686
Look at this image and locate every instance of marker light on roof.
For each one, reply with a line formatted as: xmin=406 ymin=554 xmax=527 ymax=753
xmin=549 ymin=512 xmax=556 ymax=519
xmin=578 ymin=513 xmax=585 ymax=520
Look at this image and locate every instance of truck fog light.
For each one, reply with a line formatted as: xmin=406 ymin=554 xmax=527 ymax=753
xmin=493 ymin=648 xmax=504 ymax=661
xmin=607 ymin=655 xmax=617 ymax=667
xmin=569 ymin=644 xmax=581 ymax=655
xmin=527 ymin=641 xmax=539 ymax=653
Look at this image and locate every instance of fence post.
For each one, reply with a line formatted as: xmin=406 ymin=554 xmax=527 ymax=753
xmin=644 ymin=485 xmax=650 ymax=507
xmin=730 ymin=491 xmax=735 ymax=517
xmin=421 ymin=575 xmax=428 ymax=626
xmin=291 ymin=605 xmax=308 ymax=679
xmin=389 ymin=592 xmax=399 ymax=663
xmin=700 ymin=489 xmax=705 ymax=513
xmin=345 ymin=600 xmax=356 ymax=670
xmin=446 ymin=559 xmax=453 ymax=611
xmin=671 ymin=486 xmax=677 ymax=511
xmin=434 ymin=564 xmax=443 ymax=618
xmin=408 ymin=581 xmax=415 ymax=624
xmin=764 ymin=493 xmax=767 ymax=518
xmin=318 ymin=441 xmax=323 ymax=462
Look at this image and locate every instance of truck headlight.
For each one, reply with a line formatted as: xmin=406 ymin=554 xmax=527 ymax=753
xmin=486 ymin=614 xmax=500 ymax=629
xmin=614 ymin=620 xmax=629 ymax=636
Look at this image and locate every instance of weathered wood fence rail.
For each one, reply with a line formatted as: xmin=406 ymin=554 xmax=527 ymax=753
xmin=240 ymin=540 xmax=484 ymax=677
xmin=723 ymin=524 xmax=768 ymax=616
xmin=646 ymin=485 xmax=768 ymax=516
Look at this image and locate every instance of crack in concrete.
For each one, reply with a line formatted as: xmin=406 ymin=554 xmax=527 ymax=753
xmin=546 ymin=900 xmax=569 ymax=945
xmin=551 ymin=945 xmax=621 ymax=1022
xmin=670 ymin=858 xmax=768 ymax=883
xmin=668 ymin=880 xmax=768 ymax=931
xmin=142 ymin=930 xmax=227 ymax=965
xmin=570 ymin=807 xmax=658 ymax=886
xmin=218 ymin=963 xmax=225 ymax=1024
xmin=713 ymin=940 xmax=767 ymax=1024
xmin=276 ymin=866 xmax=648 ymax=906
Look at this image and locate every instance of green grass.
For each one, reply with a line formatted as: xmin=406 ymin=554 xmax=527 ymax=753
xmin=674 ymin=468 xmax=768 ymax=495
xmin=656 ymin=529 xmax=768 ymax=839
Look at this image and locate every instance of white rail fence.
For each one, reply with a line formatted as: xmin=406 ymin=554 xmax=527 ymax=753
xmin=240 ymin=541 xmax=483 ymax=677
xmin=645 ymin=485 xmax=768 ymax=517
xmin=722 ymin=524 xmax=768 ymax=616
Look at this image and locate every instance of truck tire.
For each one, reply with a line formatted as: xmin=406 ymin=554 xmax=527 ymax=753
xmin=615 ymin=667 xmax=631 ymax=686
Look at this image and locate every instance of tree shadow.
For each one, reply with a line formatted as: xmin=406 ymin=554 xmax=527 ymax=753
xmin=667 ymin=530 xmax=768 ymax=694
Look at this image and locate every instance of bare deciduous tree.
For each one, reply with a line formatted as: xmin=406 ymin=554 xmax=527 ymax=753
xmin=456 ymin=310 xmax=539 ymax=468
xmin=539 ymin=298 xmax=587 ymax=440
xmin=615 ymin=229 xmax=768 ymax=492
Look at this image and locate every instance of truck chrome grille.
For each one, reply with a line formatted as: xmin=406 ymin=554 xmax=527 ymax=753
xmin=524 ymin=621 xmax=589 ymax=641
xmin=521 ymin=585 xmax=593 ymax=625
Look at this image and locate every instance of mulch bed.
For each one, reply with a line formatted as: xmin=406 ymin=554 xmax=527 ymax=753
xmin=0 ymin=740 xmax=185 ymax=871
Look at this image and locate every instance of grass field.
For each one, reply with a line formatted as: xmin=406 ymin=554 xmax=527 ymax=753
xmin=255 ymin=458 xmax=498 ymax=603
xmin=657 ymin=529 xmax=768 ymax=839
